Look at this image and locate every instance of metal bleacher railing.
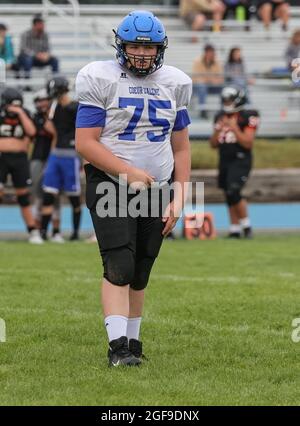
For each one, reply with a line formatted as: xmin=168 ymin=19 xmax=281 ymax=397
xmin=0 ymin=1 xmax=300 ymax=138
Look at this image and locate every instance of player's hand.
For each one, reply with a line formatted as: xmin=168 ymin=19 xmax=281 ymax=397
xmin=6 ymin=105 xmax=24 ymax=115
xmin=224 ymin=115 xmax=238 ymax=130
xmin=36 ymin=52 xmax=50 ymax=62
xmin=162 ymin=200 xmax=182 ymax=237
xmin=126 ymin=167 xmax=155 ymax=191
xmin=215 ymin=117 xmax=225 ymax=131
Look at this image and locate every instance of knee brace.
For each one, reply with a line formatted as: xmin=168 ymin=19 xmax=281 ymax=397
xmin=225 ymin=185 xmax=242 ymax=207
xmin=17 ymin=192 xmax=30 ymax=207
xmin=103 ymin=246 xmax=135 ymax=286
xmin=69 ymin=195 xmax=81 ymax=212
xmin=43 ymin=192 xmax=55 ymax=207
xmin=130 ymin=256 xmax=156 ymax=291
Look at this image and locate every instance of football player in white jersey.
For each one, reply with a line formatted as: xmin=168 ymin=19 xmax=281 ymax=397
xmin=75 ymin=10 xmax=192 ymax=367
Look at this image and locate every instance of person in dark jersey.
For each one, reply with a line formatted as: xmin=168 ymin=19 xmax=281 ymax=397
xmin=210 ymin=86 xmax=259 ymax=238
xmin=31 ymin=88 xmax=64 ymax=242
xmin=40 ymin=76 xmax=81 ymax=241
xmin=0 ymin=87 xmax=43 ymax=243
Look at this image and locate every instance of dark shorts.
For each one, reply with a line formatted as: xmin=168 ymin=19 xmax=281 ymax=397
xmin=218 ymin=157 xmax=252 ymax=191
xmin=258 ymin=0 xmax=288 ymax=17
xmin=0 ymin=153 xmax=31 ymax=189
xmin=85 ymin=163 xmax=173 ymax=273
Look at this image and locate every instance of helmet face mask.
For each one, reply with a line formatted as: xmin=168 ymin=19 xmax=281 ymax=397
xmin=114 ymin=10 xmax=168 ymax=77
xmin=221 ymin=86 xmax=246 ymax=113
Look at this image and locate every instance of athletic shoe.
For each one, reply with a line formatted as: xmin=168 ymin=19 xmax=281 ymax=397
xmin=227 ymin=232 xmax=241 ymax=239
xmin=69 ymin=233 xmax=79 ymax=241
xmin=108 ymin=336 xmax=141 ymax=367
xmin=243 ymin=227 xmax=253 ymax=239
xmin=51 ymin=233 xmax=65 ymax=244
xmin=85 ymin=234 xmax=97 ymax=243
xmin=28 ymin=229 xmax=44 ymax=244
xmin=129 ymin=338 xmax=148 ymax=360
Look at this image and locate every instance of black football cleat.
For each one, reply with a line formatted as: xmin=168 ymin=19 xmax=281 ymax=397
xmin=69 ymin=232 xmax=79 ymax=241
xmin=227 ymin=232 xmax=241 ymax=239
xmin=243 ymin=227 xmax=253 ymax=239
xmin=129 ymin=339 xmax=148 ymax=361
xmin=108 ymin=336 xmax=141 ymax=367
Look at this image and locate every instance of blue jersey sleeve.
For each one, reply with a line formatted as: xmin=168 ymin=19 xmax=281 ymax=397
xmin=75 ymin=104 xmax=106 ymax=128
xmin=173 ymin=109 xmax=191 ymax=131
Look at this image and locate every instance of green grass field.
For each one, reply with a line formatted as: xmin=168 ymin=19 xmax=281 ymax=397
xmin=0 ymin=236 xmax=299 ymax=406
xmin=191 ymin=139 xmax=300 ymax=169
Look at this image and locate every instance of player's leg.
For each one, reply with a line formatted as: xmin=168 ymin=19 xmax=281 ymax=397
xmin=40 ymin=154 xmax=61 ymax=239
xmin=14 ymin=187 xmax=43 ymax=243
xmin=258 ymin=2 xmax=272 ymax=31
xmin=0 ymin=155 xmax=8 ymax=205
xmin=226 ymin=160 xmax=252 ymax=238
xmin=90 ymin=210 xmax=140 ymax=367
xmin=128 ymin=185 xmax=168 ymax=358
xmin=228 ymin=205 xmax=240 ymax=235
xmin=218 ymin=163 xmax=240 ymax=237
xmin=274 ymin=2 xmax=289 ymax=31
xmin=0 ymin=187 xmax=3 ymax=204
xmin=127 ymin=288 xmax=145 ymax=359
xmin=11 ymin=154 xmax=43 ymax=243
xmin=30 ymin=159 xmax=45 ymax=228
xmin=68 ymin=195 xmax=81 ymax=241
xmin=212 ymin=0 xmax=226 ymax=32
xmin=85 ymin=164 xmax=140 ymax=366
xmin=63 ymin=157 xmax=82 ymax=240
xmin=191 ymin=13 xmax=206 ymax=31
xmin=51 ymin=195 xmax=64 ymax=243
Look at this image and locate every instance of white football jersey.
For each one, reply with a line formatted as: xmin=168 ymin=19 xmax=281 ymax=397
xmin=75 ymin=60 xmax=192 ymax=183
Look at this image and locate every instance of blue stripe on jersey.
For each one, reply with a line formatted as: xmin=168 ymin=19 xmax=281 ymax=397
xmin=173 ymin=109 xmax=191 ymax=131
xmin=75 ymin=104 xmax=106 ymax=128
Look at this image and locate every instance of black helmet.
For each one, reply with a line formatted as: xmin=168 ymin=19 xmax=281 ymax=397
xmin=46 ymin=76 xmax=69 ymax=98
xmin=33 ymin=88 xmax=50 ymax=103
xmin=221 ymin=86 xmax=246 ymax=113
xmin=1 ymin=87 xmax=23 ymax=107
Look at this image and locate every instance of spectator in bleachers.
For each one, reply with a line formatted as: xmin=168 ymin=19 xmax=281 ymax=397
xmin=192 ymin=44 xmax=224 ymax=119
xmin=224 ymin=47 xmax=252 ymax=100
xmin=285 ymin=29 xmax=300 ymax=72
xmin=179 ymin=0 xmax=226 ymax=32
xmin=257 ymin=0 xmax=290 ymax=32
xmin=0 ymin=23 xmax=15 ymax=70
xmin=17 ymin=15 xmax=59 ymax=78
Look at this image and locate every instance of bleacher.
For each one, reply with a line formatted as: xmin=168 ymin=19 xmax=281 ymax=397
xmin=1 ymin=2 xmax=300 ymax=138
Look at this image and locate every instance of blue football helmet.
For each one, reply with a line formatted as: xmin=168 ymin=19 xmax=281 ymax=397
xmin=114 ymin=10 xmax=168 ymax=76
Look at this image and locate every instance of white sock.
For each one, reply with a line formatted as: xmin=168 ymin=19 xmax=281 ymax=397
xmin=127 ymin=317 xmax=142 ymax=341
xmin=240 ymin=217 xmax=251 ymax=229
xmin=229 ymin=224 xmax=241 ymax=234
xmin=104 ymin=315 xmax=128 ymax=342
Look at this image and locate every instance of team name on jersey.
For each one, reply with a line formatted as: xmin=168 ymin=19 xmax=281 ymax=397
xmin=128 ymin=86 xmax=160 ymax=96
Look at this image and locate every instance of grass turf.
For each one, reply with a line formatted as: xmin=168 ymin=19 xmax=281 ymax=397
xmin=191 ymin=139 xmax=300 ymax=169
xmin=0 ymin=236 xmax=299 ymax=406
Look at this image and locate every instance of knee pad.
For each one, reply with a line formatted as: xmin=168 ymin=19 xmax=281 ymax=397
xmin=103 ymin=246 xmax=135 ymax=286
xmin=130 ymin=256 xmax=156 ymax=291
xmin=43 ymin=192 xmax=55 ymax=206
xmin=69 ymin=195 xmax=81 ymax=211
xmin=17 ymin=193 xmax=30 ymax=207
xmin=226 ymin=190 xmax=242 ymax=207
